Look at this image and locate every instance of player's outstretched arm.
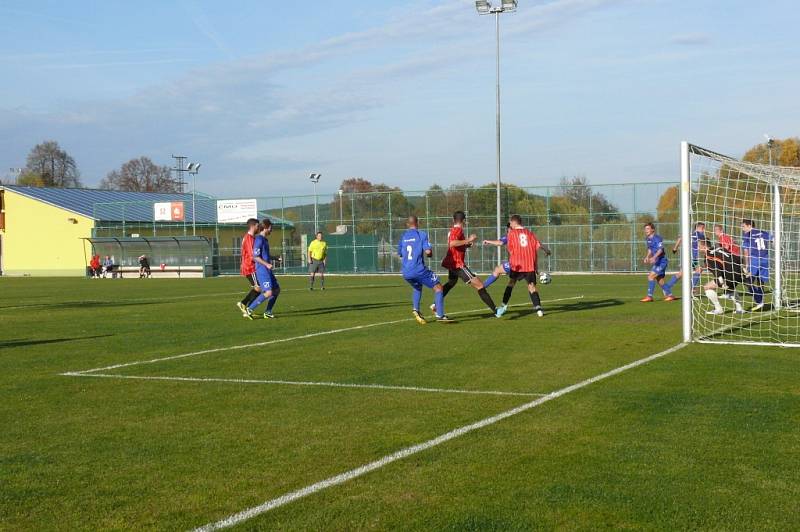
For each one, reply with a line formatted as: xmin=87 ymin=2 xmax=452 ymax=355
xmin=483 ymin=239 xmax=504 ymax=246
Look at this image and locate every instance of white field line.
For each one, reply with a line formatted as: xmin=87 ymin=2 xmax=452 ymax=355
xmin=0 ymin=284 xmax=403 ymax=311
xmin=61 ymin=295 xmax=584 ymax=376
xmin=193 ymin=342 xmax=689 ymax=531
xmin=61 ymin=373 xmax=547 ymax=398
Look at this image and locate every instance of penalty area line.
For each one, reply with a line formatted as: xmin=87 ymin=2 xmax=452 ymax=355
xmin=60 ymin=373 xmax=547 ymax=398
xmin=62 ymin=295 xmax=584 ymax=376
xmin=192 ymin=342 xmax=688 ymax=531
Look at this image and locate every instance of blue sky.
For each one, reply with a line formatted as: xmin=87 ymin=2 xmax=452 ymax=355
xmin=1 ymin=0 xmax=798 ymax=198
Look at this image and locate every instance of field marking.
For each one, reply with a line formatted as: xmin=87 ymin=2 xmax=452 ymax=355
xmin=62 ymin=295 xmax=584 ymax=376
xmin=0 ymin=283 xmax=403 ymax=311
xmin=193 ymin=342 xmax=688 ymax=531
xmin=61 ymin=373 xmax=547 ymax=398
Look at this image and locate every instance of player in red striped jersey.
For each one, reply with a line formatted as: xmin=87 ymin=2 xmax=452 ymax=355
xmin=432 ymin=210 xmax=500 ymax=317
xmin=236 ymin=218 xmax=261 ymax=316
xmin=495 ymin=214 xmax=545 ymax=317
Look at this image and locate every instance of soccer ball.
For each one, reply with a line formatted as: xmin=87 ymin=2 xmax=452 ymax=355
xmin=539 ymin=272 xmax=552 ymax=284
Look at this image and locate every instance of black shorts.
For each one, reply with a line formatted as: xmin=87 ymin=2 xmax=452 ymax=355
xmin=448 ymin=266 xmax=477 ymax=284
xmin=509 ymin=270 xmax=537 ymax=284
xmin=245 ymin=272 xmax=258 ymax=287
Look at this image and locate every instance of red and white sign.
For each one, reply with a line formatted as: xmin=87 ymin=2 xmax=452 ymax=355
xmin=154 ymin=202 xmax=185 ymax=222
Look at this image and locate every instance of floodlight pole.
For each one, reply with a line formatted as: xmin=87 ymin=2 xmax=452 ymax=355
xmin=494 ymin=9 xmax=502 ymax=264
xmin=476 ymin=1 xmax=515 ymax=265
xmin=309 ymin=173 xmax=321 ymax=232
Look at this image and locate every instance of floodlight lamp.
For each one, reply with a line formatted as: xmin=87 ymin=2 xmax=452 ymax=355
xmin=193 ymin=163 xmax=201 ymax=172
xmin=501 ymin=0 xmax=517 ymax=11
xmin=309 ymin=173 xmax=321 ymax=183
xmin=475 ymin=0 xmax=492 ymax=14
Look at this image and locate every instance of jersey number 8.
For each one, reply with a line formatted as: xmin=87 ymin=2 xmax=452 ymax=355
xmin=519 ymin=233 xmax=528 ymax=247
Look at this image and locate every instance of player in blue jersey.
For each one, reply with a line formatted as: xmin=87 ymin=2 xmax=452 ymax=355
xmin=641 ymin=222 xmax=677 ymax=302
xmin=398 ymin=215 xmax=451 ymax=324
xmin=246 ymin=219 xmax=281 ymax=319
xmin=671 ymin=221 xmax=706 ymax=293
xmin=741 ymin=219 xmax=769 ymax=311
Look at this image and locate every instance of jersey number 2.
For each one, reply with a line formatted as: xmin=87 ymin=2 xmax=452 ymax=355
xmin=406 ymin=245 xmax=413 ymax=260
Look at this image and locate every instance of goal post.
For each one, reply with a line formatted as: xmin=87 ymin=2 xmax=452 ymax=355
xmin=682 ymin=141 xmax=800 ymax=347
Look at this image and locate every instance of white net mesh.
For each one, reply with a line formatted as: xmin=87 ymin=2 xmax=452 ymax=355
xmin=688 ymin=144 xmax=800 ymax=346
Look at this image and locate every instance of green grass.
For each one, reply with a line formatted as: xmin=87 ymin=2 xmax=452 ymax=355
xmin=1 ymin=275 xmax=798 ymax=530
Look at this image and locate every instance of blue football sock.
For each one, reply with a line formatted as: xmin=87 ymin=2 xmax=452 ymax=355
xmin=752 ymin=285 xmax=764 ymax=304
xmin=266 ymin=293 xmax=278 ymax=312
xmin=647 ymin=279 xmax=656 ymax=297
xmin=248 ymin=293 xmax=267 ymax=311
xmin=412 ymin=287 xmax=422 ymax=312
xmin=662 ymin=275 xmax=678 ymax=295
xmin=435 ymin=290 xmax=445 ymax=316
xmin=692 ymin=272 xmax=700 ymax=287
xmin=483 ymin=274 xmax=497 ymax=288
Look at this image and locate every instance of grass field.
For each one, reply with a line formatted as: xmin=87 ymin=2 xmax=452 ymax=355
xmin=2 ymin=274 xmax=799 ymax=530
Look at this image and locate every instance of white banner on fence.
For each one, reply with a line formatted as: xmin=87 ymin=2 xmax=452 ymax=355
xmin=217 ymin=199 xmax=258 ymax=224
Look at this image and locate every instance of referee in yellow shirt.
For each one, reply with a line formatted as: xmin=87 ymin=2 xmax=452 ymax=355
xmin=308 ymin=231 xmax=328 ymax=290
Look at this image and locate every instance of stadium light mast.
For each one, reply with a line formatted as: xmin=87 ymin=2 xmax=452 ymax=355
xmin=475 ymin=0 xmax=517 ymax=263
xmin=764 ymin=134 xmax=775 ymax=165
xmin=309 ymin=173 xmax=322 ymax=231
xmin=187 ymin=163 xmax=201 ymax=236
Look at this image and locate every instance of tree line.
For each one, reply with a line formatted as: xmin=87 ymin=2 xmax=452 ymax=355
xmin=5 ymin=140 xmax=182 ymax=192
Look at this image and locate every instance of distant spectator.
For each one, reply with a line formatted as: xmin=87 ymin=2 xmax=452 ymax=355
xmin=89 ymin=254 xmax=101 ymax=278
xmin=138 ymin=255 xmax=152 ymax=278
xmin=102 ymin=256 xmax=114 ymax=278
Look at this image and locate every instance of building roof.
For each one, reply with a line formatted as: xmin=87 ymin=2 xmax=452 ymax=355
xmin=1 ymin=185 xmax=293 ymax=227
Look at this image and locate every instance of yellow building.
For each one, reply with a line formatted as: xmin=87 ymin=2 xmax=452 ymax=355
xmin=0 ymin=186 xmax=95 ymax=276
xmin=0 ymin=185 xmax=295 ymax=276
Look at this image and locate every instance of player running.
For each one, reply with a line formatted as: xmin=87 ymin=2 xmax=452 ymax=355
xmin=741 ymin=218 xmax=770 ymax=311
xmin=246 ymin=219 xmax=281 ymax=319
xmin=641 ymin=222 xmax=677 ymax=302
xmin=398 ymin=215 xmax=451 ymax=323
xmin=494 ymin=215 xmax=545 ymax=317
xmin=236 ymin=218 xmax=261 ymax=316
xmin=698 ymin=237 xmax=746 ymax=315
xmin=432 ymin=210 xmax=498 ymax=317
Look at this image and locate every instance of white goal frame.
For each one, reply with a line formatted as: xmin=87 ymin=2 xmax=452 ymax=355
xmin=680 ymin=141 xmax=800 ymax=347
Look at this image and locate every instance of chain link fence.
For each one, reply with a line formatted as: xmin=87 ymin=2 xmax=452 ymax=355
xmin=91 ymin=181 xmax=680 ymax=275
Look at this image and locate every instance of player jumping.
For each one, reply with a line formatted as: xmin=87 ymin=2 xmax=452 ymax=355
xmin=493 ymin=215 xmax=545 ymax=317
xmin=246 ymin=219 xmax=281 ymax=319
xmin=641 ymin=222 xmax=677 ymax=302
xmin=398 ymin=215 xmax=451 ymax=323
xmin=236 ymin=218 xmax=261 ymax=316
xmin=432 ymin=210 xmax=499 ymax=317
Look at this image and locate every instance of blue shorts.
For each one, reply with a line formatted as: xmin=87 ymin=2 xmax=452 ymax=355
xmin=403 ymin=269 xmax=440 ymax=290
xmin=256 ymin=269 xmax=279 ymax=292
xmin=502 ymin=261 xmax=511 ymax=274
xmin=749 ymin=257 xmax=769 ymax=282
xmin=650 ymin=259 xmax=668 ymax=277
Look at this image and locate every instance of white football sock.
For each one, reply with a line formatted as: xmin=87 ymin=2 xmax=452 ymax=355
xmin=705 ymin=289 xmax=723 ymax=312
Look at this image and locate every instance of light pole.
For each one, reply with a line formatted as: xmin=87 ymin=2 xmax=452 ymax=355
xmin=309 ymin=173 xmax=321 ymax=232
xmin=475 ymin=0 xmax=516 ymax=264
xmin=338 ymin=189 xmax=344 ymax=225
xmin=764 ymin=134 xmax=775 ymax=165
xmin=187 ymin=163 xmax=201 ymax=236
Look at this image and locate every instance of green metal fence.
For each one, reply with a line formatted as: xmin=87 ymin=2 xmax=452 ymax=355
xmin=91 ymin=181 xmax=681 ymax=275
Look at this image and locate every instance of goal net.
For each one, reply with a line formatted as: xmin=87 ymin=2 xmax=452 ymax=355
xmin=681 ymin=142 xmax=800 ymax=346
